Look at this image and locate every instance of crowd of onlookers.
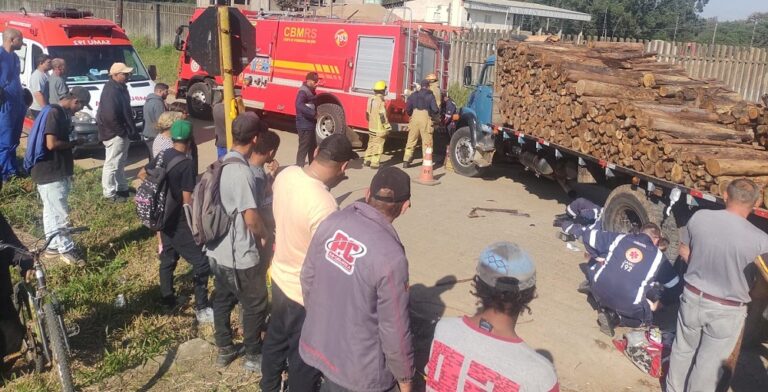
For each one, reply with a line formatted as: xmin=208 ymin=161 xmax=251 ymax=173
xmin=4 ymin=24 xmax=768 ymax=390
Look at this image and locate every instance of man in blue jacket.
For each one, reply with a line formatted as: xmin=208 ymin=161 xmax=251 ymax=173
xmin=0 ymin=28 xmax=26 ymax=180
xmin=295 ymin=72 xmax=319 ymax=167
xmin=583 ymin=223 xmax=680 ymax=337
xmin=300 ymin=166 xmax=414 ymax=392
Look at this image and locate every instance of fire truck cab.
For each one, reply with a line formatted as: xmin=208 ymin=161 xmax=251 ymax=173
xmin=0 ymin=8 xmax=156 ymax=151
xmin=175 ymin=8 xmax=449 ymax=140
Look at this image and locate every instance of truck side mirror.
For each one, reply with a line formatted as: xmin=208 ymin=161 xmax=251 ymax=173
xmin=463 ymin=65 xmax=473 ymax=86
xmin=174 ymin=25 xmax=188 ymax=51
xmin=148 ymin=65 xmax=158 ymax=81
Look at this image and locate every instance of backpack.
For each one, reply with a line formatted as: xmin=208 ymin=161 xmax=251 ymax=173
xmin=187 ymin=155 xmax=248 ymax=246
xmin=135 ymin=150 xmax=189 ymax=231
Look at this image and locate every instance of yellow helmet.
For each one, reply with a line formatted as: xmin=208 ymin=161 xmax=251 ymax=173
xmin=373 ymin=80 xmax=387 ymax=91
xmin=426 ymin=73 xmax=438 ymax=81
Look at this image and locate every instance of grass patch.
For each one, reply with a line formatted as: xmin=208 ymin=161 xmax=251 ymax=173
xmin=1 ymin=167 xmax=202 ymax=390
xmin=447 ymin=83 xmax=472 ymax=108
xmin=131 ymin=36 xmax=181 ymax=86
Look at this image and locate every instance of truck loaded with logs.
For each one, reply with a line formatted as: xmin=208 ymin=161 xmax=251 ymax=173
xmin=450 ymin=37 xmax=768 ymax=341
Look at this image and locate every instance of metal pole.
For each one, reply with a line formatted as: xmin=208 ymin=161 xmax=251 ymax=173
xmin=218 ymin=6 xmax=235 ymax=150
xmin=712 ymin=18 xmax=718 ymax=45
xmin=602 ymin=7 xmax=608 ymax=40
xmin=155 ymin=3 xmax=161 ymax=48
xmin=750 ymin=20 xmax=757 ymax=48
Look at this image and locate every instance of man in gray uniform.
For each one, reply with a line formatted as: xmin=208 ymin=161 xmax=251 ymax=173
xmin=667 ymin=178 xmax=768 ymax=392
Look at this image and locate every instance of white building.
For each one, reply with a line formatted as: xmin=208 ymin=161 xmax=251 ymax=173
xmin=381 ymin=0 xmax=590 ymax=30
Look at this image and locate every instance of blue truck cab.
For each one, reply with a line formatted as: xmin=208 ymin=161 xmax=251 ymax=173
xmin=448 ymin=55 xmax=498 ymax=176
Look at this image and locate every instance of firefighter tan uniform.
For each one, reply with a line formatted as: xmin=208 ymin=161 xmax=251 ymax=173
xmin=426 ymin=73 xmax=442 ymax=133
xmin=365 ymin=82 xmax=391 ymax=168
xmin=403 ymin=80 xmax=439 ymax=167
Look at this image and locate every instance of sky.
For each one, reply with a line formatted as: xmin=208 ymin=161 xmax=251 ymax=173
xmin=700 ymin=0 xmax=768 ymax=21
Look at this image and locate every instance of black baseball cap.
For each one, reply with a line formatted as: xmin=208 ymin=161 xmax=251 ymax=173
xmin=316 ymin=134 xmax=359 ymax=162
xmin=306 ymin=72 xmax=319 ymax=82
xmin=371 ymin=166 xmax=411 ymax=203
xmin=232 ymin=112 xmax=265 ymax=137
xmin=69 ymin=87 xmax=92 ymax=110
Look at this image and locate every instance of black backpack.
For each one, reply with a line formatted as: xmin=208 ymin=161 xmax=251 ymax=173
xmin=135 ymin=150 xmax=189 ymax=231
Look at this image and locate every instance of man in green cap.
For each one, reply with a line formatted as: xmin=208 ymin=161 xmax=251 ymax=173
xmin=142 ymin=120 xmax=213 ymax=322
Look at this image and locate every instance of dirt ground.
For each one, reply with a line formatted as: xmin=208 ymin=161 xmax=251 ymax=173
xmin=78 ymin=114 xmax=768 ymax=392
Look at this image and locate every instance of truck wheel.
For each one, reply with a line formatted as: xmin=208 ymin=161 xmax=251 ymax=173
xmin=315 ymin=103 xmax=346 ymax=141
xmin=449 ymin=126 xmax=482 ymax=177
xmin=603 ymin=184 xmax=680 ymax=261
xmin=187 ymin=81 xmax=213 ymax=120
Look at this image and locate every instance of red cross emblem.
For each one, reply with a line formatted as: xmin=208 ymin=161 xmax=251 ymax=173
xmin=625 ymin=248 xmax=644 ymax=264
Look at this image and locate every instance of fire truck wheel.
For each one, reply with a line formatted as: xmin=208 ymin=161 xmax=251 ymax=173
xmin=603 ymin=184 xmax=680 ymax=262
xmin=187 ymin=81 xmax=213 ymax=120
xmin=315 ymin=103 xmax=346 ymax=141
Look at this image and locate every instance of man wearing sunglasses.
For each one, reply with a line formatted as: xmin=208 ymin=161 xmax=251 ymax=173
xmin=97 ymin=63 xmax=138 ymax=203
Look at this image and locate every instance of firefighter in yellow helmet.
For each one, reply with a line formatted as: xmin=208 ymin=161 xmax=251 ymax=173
xmin=403 ymin=79 xmax=439 ymax=168
xmin=426 ymin=73 xmax=442 ymax=139
xmin=364 ymin=80 xmax=392 ymax=168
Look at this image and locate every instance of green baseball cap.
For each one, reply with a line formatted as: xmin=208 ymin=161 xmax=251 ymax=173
xmin=170 ymin=120 xmax=193 ymax=141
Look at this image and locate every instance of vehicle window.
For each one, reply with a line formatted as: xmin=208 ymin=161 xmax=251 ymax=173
xmin=14 ymin=44 xmax=28 ymax=76
xmin=47 ymin=45 xmax=150 ymax=84
xmin=352 ymin=36 xmax=395 ymax=93
xmin=480 ymin=64 xmax=495 ymax=86
xmin=415 ymin=45 xmax=436 ymax=84
xmin=31 ymin=44 xmax=43 ymax=68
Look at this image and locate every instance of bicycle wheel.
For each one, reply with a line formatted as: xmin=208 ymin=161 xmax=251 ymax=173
xmin=14 ymin=283 xmax=44 ymax=373
xmin=42 ymin=302 xmax=74 ymax=392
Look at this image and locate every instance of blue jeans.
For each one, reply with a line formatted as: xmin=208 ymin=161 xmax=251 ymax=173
xmin=37 ymin=177 xmax=75 ymax=253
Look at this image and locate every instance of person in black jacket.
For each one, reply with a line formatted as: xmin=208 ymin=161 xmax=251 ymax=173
xmin=97 ymin=63 xmax=137 ymax=203
xmin=403 ymin=80 xmax=439 ymax=168
xmin=295 ymin=72 xmax=318 ymax=167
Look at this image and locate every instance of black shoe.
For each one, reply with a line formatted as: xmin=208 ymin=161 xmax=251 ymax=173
xmin=577 ymin=280 xmax=591 ymax=295
xmin=216 ymin=344 xmax=244 ymax=368
xmin=243 ymin=353 xmax=262 ymax=373
xmin=116 ymin=190 xmax=130 ymax=198
xmin=403 ymin=160 xmax=412 ymax=169
xmin=363 ymin=161 xmax=371 ymax=167
xmin=105 ymin=195 xmax=127 ymax=203
xmin=597 ymin=311 xmax=615 ymax=337
xmin=159 ymin=295 xmax=185 ymax=311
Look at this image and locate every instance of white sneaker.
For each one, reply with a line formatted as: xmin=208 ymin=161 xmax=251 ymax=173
xmin=196 ymin=307 xmax=214 ymax=324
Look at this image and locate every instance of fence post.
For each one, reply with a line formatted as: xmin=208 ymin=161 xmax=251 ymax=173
xmin=115 ymin=0 xmax=123 ymax=27
xmin=155 ymin=3 xmax=161 ymax=48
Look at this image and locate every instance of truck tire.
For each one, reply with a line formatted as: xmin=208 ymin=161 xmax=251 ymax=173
xmin=315 ymin=103 xmax=346 ymax=141
xmin=449 ymin=126 xmax=482 ymax=177
xmin=603 ymin=184 xmax=680 ymax=261
xmin=187 ymin=81 xmax=213 ymax=120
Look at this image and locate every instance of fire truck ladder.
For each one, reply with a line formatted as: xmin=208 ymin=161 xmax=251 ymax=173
xmin=384 ymin=7 xmax=415 ymax=93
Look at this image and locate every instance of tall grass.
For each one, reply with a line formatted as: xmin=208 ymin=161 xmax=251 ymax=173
xmin=1 ymin=168 xmax=200 ymax=390
xmin=131 ymin=36 xmax=181 ymax=86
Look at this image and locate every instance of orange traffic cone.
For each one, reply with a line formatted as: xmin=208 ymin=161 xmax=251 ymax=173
xmin=414 ymin=146 xmax=441 ymax=186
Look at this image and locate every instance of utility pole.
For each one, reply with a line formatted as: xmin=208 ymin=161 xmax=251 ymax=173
xmin=712 ymin=18 xmax=718 ymax=45
xmin=218 ymin=6 xmax=235 ymax=149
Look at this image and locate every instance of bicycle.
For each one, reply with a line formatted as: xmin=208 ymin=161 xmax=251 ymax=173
xmin=1 ymin=227 xmax=88 ymax=392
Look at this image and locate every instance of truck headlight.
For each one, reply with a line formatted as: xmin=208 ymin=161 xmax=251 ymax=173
xmin=73 ymin=111 xmax=96 ymax=124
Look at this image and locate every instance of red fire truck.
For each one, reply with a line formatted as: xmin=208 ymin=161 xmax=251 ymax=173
xmin=174 ymin=8 xmax=451 ymax=139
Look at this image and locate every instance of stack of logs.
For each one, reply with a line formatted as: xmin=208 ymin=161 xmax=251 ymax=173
xmin=496 ymin=40 xmax=768 ymax=204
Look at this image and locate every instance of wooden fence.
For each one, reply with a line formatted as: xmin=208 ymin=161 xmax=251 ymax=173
xmin=448 ymin=29 xmax=768 ymax=103
xmin=0 ymin=0 xmax=195 ymax=47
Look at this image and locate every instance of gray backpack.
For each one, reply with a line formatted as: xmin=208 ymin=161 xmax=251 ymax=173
xmin=187 ymin=155 xmax=248 ymax=246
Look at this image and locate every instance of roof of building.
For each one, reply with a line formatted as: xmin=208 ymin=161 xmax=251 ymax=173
xmin=464 ymin=0 xmax=591 ymax=22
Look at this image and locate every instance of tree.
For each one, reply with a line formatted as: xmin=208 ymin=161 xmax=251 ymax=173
xmin=536 ymin=0 xmax=710 ymax=41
